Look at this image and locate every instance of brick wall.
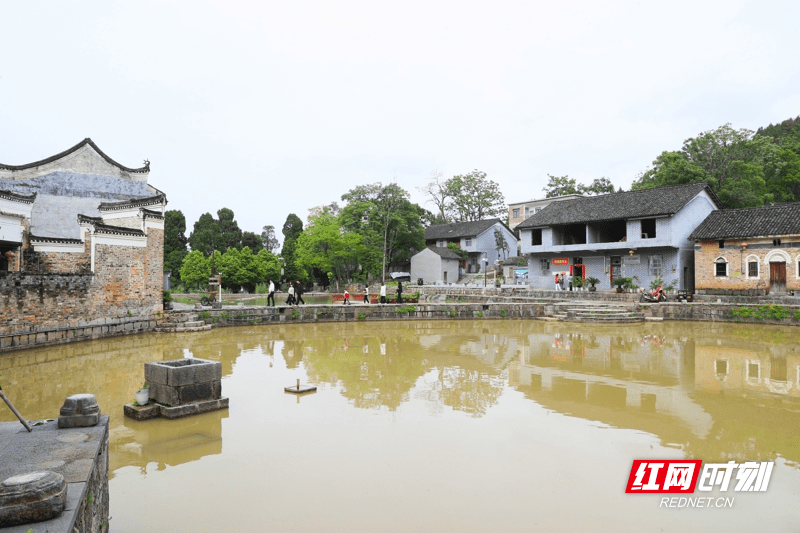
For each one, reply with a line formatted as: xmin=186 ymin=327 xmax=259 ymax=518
xmin=0 ymin=228 xmax=163 ymax=337
xmin=695 ymin=239 xmax=800 ymax=294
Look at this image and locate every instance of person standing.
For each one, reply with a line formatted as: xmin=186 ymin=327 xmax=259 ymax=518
xmin=343 ymin=289 xmax=350 ymax=305
xmin=567 ymin=273 xmax=573 ymax=291
xmin=380 ymin=283 xmax=387 ymax=304
xmin=295 ymin=280 xmax=305 ymax=305
xmin=554 ymin=273 xmax=560 ymax=290
xmin=363 ymin=285 xmax=370 ymax=304
xmin=267 ymin=280 xmax=275 ymax=306
xmin=287 ymin=282 xmax=295 ymax=305
xmin=559 ymin=273 xmax=566 ymax=291
xmin=397 ymin=280 xmax=403 ymax=304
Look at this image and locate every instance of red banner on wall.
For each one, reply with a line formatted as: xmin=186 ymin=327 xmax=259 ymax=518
xmin=552 ymin=258 xmax=569 ymax=266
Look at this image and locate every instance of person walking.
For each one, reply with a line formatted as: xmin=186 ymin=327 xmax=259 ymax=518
xmin=295 ymin=280 xmax=305 ymax=305
xmin=363 ymin=285 xmax=370 ymax=304
xmin=380 ymin=283 xmax=387 ymax=304
xmin=343 ymin=289 xmax=350 ymax=305
xmin=397 ymin=280 xmax=403 ymax=304
xmin=554 ymin=273 xmax=560 ymax=290
xmin=559 ymin=273 xmax=565 ymax=291
xmin=267 ymin=280 xmax=275 ymax=306
xmin=287 ymin=282 xmax=295 ymax=305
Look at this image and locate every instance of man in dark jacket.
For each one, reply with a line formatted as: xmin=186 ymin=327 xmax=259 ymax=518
xmin=295 ymin=280 xmax=306 ymax=305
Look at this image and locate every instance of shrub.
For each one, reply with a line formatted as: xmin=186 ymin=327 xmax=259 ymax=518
xmin=500 ymin=309 xmax=508 ymax=317
xmin=357 ymin=312 xmax=366 ymax=320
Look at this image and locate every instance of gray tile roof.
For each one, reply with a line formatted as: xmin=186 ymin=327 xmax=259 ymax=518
xmin=425 ymin=219 xmax=504 ymax=240
xmin=429 ymin=247 xmax=463 ymax=260
xmin=688 ymin=203 xmax=800 ymax=240
xmin=516 ymin=183 xmax=719 ymax=229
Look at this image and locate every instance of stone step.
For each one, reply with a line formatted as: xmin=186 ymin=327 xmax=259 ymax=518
xmin=155 ymin=324 xmax=212 ymax=333
xmin=166 ymin=313 xmax=199 ymax=323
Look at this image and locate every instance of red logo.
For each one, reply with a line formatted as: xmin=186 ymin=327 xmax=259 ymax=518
xmin=626 ymin=460 xmax=702 ymax=493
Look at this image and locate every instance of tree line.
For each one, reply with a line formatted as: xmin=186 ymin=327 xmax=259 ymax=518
xmin=164 ymin=116 xmax=800 ymax=291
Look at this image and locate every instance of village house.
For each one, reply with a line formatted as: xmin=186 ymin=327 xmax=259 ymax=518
xmin=516 ymin=183 xmax=721 ymax=291
xmin=0 ymin=138 xmax=166 ymax=345
xmin=409 ymin=246 xmax=462 ymax=285
xmin=689 ymin=203 xmax=800 ymax=296
xmin=418 ymin=219 xmax=518 ymax=280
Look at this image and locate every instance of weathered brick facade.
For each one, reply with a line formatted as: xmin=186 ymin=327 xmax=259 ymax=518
xmin=0 ymin=139 xmax=167 ymax=347
xmin=694 ymin=239 xmax=800 ymax=295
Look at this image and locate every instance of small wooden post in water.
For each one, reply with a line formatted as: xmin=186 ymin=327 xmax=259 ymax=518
xmin=297 ymin=379 xmax=300 ymax=390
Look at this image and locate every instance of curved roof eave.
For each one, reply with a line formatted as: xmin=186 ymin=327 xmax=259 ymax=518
xmin=0 ymin=138 xmax=150 ymax=174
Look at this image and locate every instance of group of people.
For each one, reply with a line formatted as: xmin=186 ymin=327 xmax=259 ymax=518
xmin=265 ymin=280 xmax=305 ymax=306
xmin=342 ymin=281 xmax=399 ymax=305
xmin=265 ymin=279 xmax=405 ymax=306
xmin=554 ymin=273 xmax=575 ymax=291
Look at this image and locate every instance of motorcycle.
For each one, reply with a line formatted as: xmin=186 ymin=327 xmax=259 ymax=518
xmin=640 ymin=285 xmax=667 ymax=303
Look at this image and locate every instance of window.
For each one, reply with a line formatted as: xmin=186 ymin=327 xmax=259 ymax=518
xmin=719 ymin=240 xmax=725 ymax=249
xmin=531 ymin=229 xmax=542 ymax=246
xmin=465 ymin=239 xmax=472 ymax=247
xmin=715 ymin=258 xmax=728 ymax=277
xmin=513 ymin=208 xmax=520 ymax=218
xmin=748 ymin=261 xmax=758 ymax=278
xmin=540 ymin=259 xmax=550 ymax=275
xmin=773 ymin=238 xmax=782 ymax=246
xmin=649 ymin=255 xmax=663 ymax=277
xmin=535 ymin=207 xmax=542 ymax=213
xmin=437 ymin=240 xmax=445 ymax=248
xmin=640 ymin=218 xmax=656 ymax=239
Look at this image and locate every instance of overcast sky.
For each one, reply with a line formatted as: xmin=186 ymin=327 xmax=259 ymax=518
xmin=3 ymin=0 xmax=799 ymax=243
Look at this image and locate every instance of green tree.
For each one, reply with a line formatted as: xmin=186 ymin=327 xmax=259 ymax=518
xmin=543 ymin=174 xmax=580 ymax=197
xmin=580 ymin=177 xmax=617 ymax=195
xmin=280 ymin=213 xmax=304 ymax=283
xmin=261 ymin=225 xmax=280 ymax=253
xmin=164 ymin=209 xmax=188 ymax=282
xmin=241 ymin=231 xmax=262 ymax=251
xmin=218 ymin=246 xmax=270 ymax=291
xmin=340 ymin=183 xmax=425 ymax=281
xmin=217 ymin=208 xmax=243 ymax=251
xmin=179 ymin=250 xmax=210 ymax=288
xmin=295 ymin=211 xmax=364 ymax=287
xmin=188 ymin=213 xmax=221 ymax=257
xmin=446 ymin=170 xmax=506 ymax=222
xmin=764 ymin=149 xmax=800 ymax=203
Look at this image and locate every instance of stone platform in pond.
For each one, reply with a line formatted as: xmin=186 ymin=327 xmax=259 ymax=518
xmin=124 ymin=358 xmax=228 ymax=421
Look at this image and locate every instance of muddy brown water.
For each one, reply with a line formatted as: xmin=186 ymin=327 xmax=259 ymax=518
xmin=1 ymin=320 xmax=799 ymax=532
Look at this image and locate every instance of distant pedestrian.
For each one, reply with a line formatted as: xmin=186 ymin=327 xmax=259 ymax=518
xmin=567 ymin=274 xmax=573 ymax=291
xmin=559 ymin=273 xmax=565 ymax=291
xmin=287 ymin=283 xmax=295 ymax=306
xmin=397 ymin=280 xmax=403 ymax=304
xmin=380 ymin=283 xmax=387 ymax=304
xmin=363 ymin=285 xmax=370 ymax=304
xmin=267 ymin=280 xmax=275 ymax=306
xmin=295 ymin=280 xmax=305 ymax=305
xmin=554 ymin=274 xmax=560 ymax=291
xmin=343 ymin=289 xmax=350 ymax=305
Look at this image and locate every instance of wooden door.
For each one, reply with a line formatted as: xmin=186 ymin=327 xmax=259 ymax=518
xmin=770 ymin=262 xmax=787 ymax=293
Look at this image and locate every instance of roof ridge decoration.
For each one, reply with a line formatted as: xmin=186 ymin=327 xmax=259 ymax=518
xmin=140 ymin=208 xmax=164 ymax=219
xmin=98 ymin=194 xmax=166 ymax=211
xmin=0 ymin=189 xmax=37 ymax=204
xmin=0 ymin=138 xmax=150 ymax=174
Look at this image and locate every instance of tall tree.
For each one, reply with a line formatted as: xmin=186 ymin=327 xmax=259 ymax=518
xmin=340 ymin=182 xmax=424 ymax=281
xmin=217 ymin=208 xmax=243 ymax=251
xmin=446 ymin=170 xmax=506 ymax=222
xmin=164 ymin=209 xmax=189 ymax=282
xmin=241 ymin=231 xmax=262 ymax=251
xmin=261 ymin=225 xmax=280 ymax=253
xmin=179 ymin=250 xmax=210 ymax=288
xmin=280 ymin=213 xmax=305 ymax=282
xmin=188 ymin=213 xmax=222 ymax=257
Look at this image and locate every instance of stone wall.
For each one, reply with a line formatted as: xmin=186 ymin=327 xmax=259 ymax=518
xmin=70 ymin=420 xmax=109 ymax=533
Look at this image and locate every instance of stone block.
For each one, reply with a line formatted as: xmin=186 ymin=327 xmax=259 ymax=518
xmin=177 ymin=382 xmax=215 ymax=404
xmin=159 ymin=397 xmax=229 ymax=420
xmin=123 ymin=403 xmax=160 ymax=421
xmin=58 ymin=394 xmax=100 ymax=428
xmin=147 ymin=382 xmax=179 ymax=407
xmin=0 ymin=471 xmax=67 ymax=527
xmin=144 ymin=362 xmax=168 ymax=385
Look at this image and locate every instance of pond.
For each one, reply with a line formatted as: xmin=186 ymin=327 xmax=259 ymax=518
xmin=1 ymin=320 xmax=799 ymax=532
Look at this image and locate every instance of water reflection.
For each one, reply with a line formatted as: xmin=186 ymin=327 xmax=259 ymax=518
xmin=2 ymin=321 xmax=800 ymax=531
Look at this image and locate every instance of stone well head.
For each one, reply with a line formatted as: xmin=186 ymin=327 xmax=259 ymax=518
xmin=144 ymin=358 xmax=222 ymax=407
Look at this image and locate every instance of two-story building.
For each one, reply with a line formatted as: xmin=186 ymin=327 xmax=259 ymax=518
xmin=689 ymin=203 xmax=800 ymax=295
xmin=516 ymin=183 xmax=720 ymax=291
xmin=508 ymin=194 xmax=584 ymax=230
xmin=420 ymin=219 xmax=518 ymax=277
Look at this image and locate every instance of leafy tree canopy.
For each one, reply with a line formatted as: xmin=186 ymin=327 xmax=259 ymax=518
xmin=419 ymin=169 xmax=505 ymax=223
xmin=261 ymin=225 xmax=280 ymax=253
xmin=164 ymin=209 xmax=188 ymax=280
xmin=543 ymin=175 xmax=617 ymax=198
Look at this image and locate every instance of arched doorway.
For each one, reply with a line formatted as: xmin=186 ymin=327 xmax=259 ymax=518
xmin=766 ymin=250 xmax=790 ymax=293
